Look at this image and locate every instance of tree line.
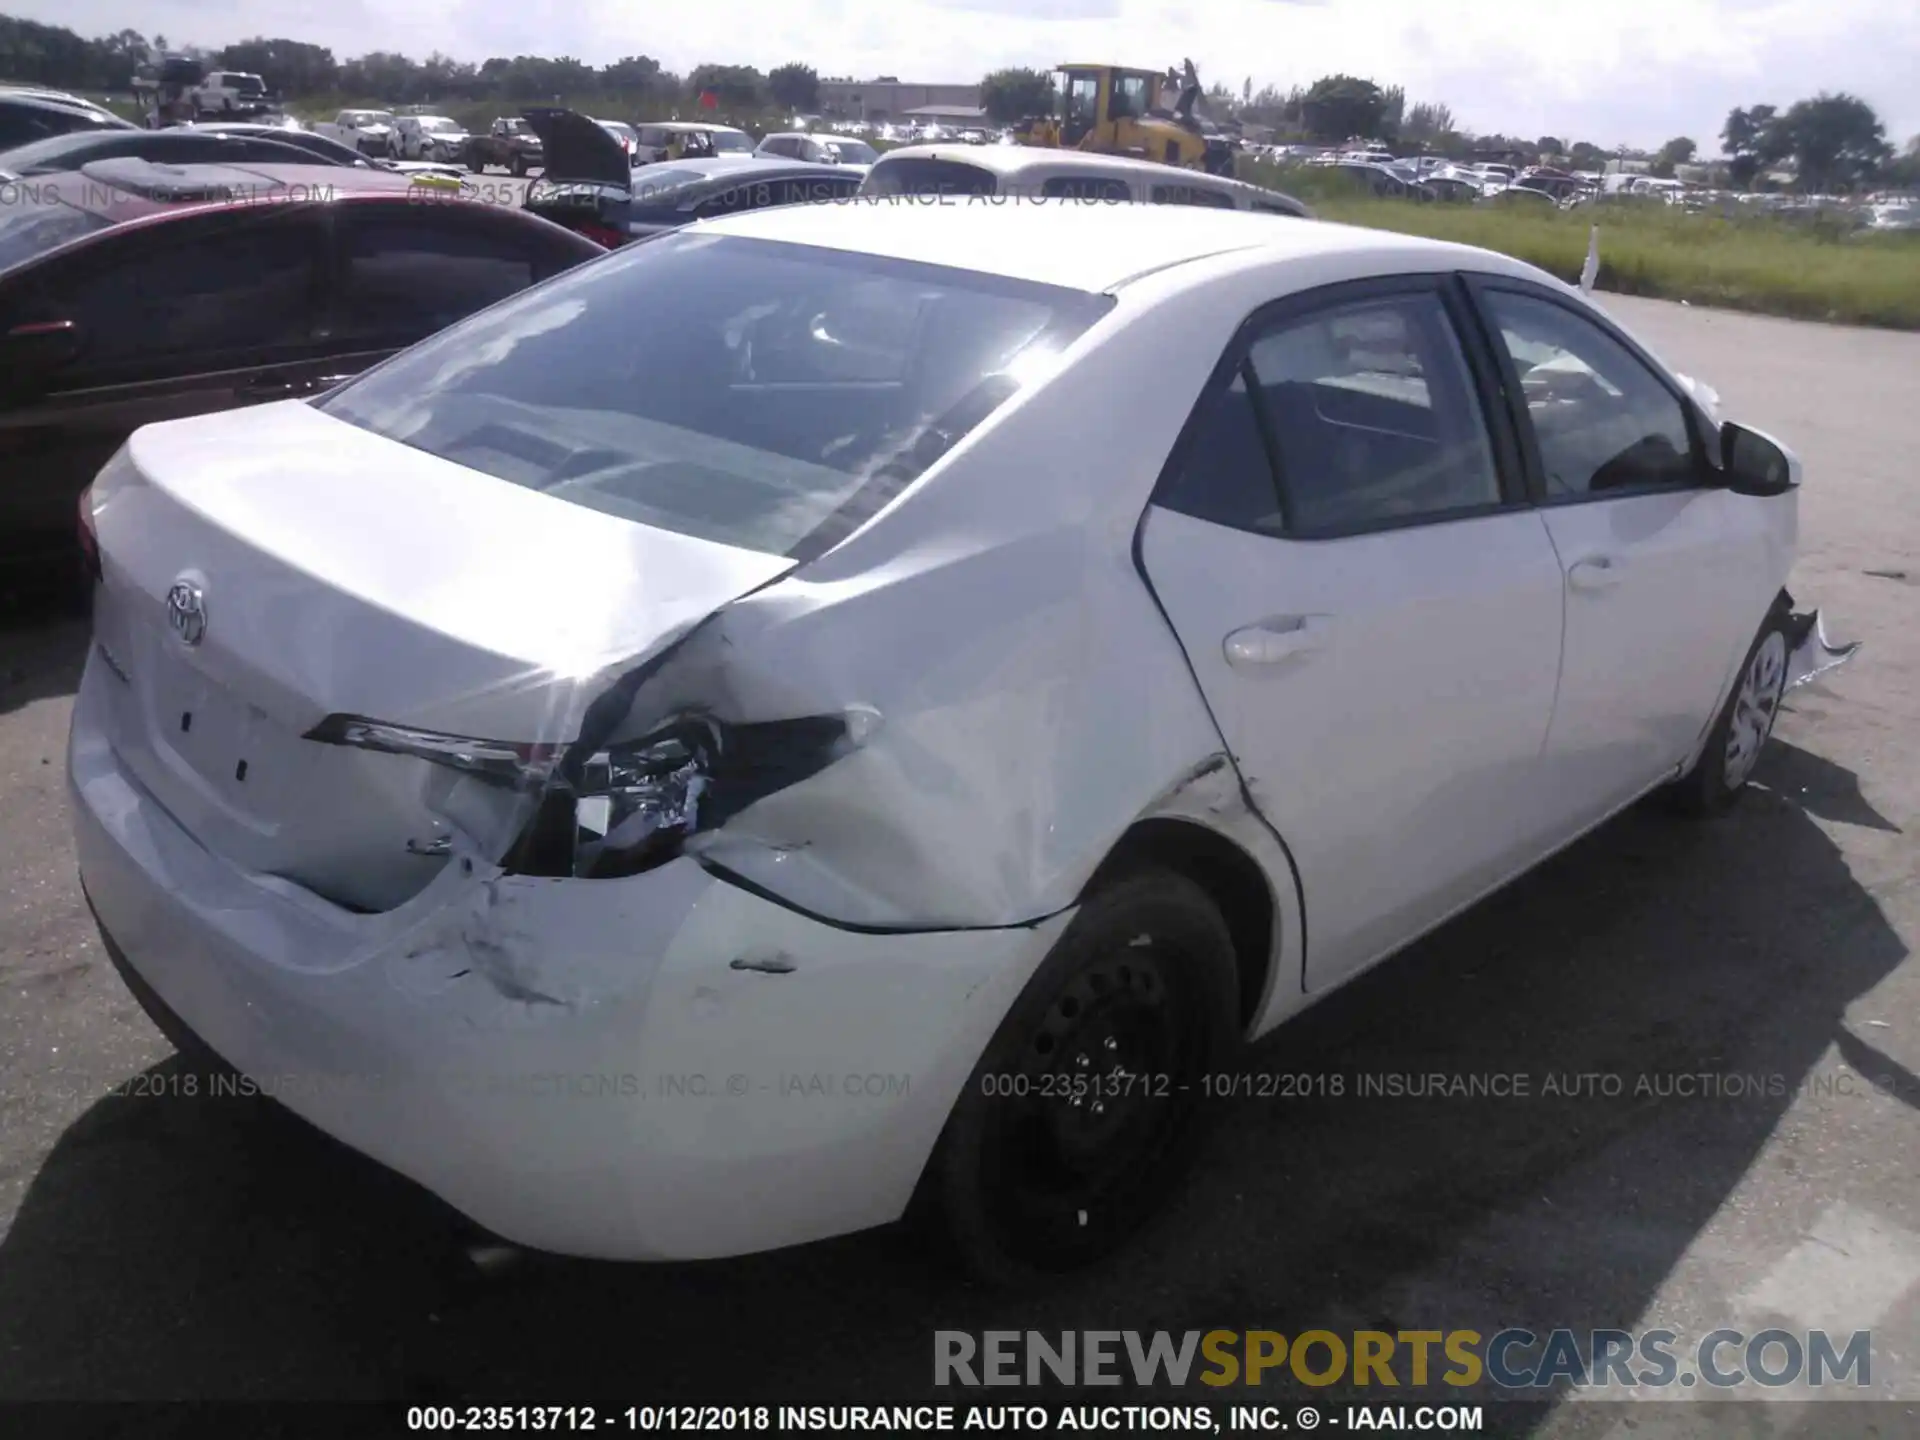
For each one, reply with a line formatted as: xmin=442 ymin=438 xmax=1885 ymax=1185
xmin=981 ymin=64 xmax=1918 ymax=190
xmin=0 ymin=14 xmax=825 ymax=114
xmin=5 ymin=13 xmax=1914 ymax=190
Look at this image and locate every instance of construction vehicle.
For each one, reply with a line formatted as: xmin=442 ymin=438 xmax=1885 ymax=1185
xmin=1012 ymin=60 xmax=1235 ymax=175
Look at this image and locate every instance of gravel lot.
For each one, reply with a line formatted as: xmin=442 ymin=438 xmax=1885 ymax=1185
xmin=0 ymin=296 xmax=1915 ymax=1434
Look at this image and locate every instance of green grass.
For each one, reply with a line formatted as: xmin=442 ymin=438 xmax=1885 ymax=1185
xmin=1245 ymin=162 xmax=1920 ymax=331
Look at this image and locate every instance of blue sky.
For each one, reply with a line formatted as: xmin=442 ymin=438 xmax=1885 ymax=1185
xmin=16 ymin=0 xmax=1919 ymax=152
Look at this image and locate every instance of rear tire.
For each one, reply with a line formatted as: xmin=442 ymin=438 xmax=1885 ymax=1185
xmin=510 ymin=152 xmax=527 ymax=177
xmin=1669 ymin=605 xmax=1792 ymax=816
xmin=923 ymin=868 xmax=1240 ymax=1287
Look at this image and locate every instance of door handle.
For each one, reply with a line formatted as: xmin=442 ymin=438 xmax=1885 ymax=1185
xmin=236 ymin=378 xmax=300 ymax=401
xmin=1224 ymin=616 xmax=1326 ymax=668
xmin=1567 ymin=556 xmax=1623 ymax=592
xmin=237 ymin=375 xmax=337 ymax=402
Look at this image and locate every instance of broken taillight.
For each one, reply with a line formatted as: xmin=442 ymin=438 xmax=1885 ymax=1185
xmin=303 ymin=709 xmax=875 ymax=880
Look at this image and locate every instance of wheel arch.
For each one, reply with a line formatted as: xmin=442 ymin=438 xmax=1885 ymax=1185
xmin=1080 ymin=815 xmax=1281 ymax=1033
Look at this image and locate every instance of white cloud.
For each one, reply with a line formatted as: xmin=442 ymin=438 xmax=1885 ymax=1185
xmin=11 ymin=0 xmax=1917 ymax=150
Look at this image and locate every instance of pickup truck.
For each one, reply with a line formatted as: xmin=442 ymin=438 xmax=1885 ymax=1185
xmin=466 ymin=116 xmax=544 ymax=175
xmin=394 ymin=114 xmax=471 ymax=162
xmin=313 ymin=109 xmax=398 ymax=157
xmin=189 ymin=71 xmax=271 ymax=116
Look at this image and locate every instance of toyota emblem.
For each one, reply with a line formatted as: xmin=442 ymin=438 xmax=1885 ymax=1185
xmin=165 ymin=578 xmax=206 ymax=646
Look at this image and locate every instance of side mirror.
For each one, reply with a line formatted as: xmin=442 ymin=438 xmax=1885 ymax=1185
xmin=1720 ymin=421 xmax=1800 ymax=497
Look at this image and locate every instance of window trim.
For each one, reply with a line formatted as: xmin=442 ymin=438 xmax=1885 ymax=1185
xmin=1150 ymin=273 xmax=1532 ymax=543
xmin=1150 ymin=182 xmax=1237 ymax=209
xmin=1459 ymin=273 xmax=1718 ymax=508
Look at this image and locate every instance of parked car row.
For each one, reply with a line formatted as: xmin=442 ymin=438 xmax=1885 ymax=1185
xmin=516 ymin=109 xmax=1312 ymax=247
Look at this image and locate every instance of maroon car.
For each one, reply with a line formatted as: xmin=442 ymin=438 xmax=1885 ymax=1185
xmin=0 ymin=158 xmax=605 ymax=606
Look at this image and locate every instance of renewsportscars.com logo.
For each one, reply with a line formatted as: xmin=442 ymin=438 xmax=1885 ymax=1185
xmin=933 ymin=1328 xmax=1874 ymax=1390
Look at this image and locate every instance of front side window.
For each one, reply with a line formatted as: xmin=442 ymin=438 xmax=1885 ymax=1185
xmin=317 ymin=233 xmax=1113 ymax=559
xmin=1065 ymin=76 xmax=1099 ymax=133
xmin=1480 ymin=290 xmax=1699 ymax=498
xmin=1110 ymin=74 xmax=1150 ymax=119
xmin=330 ymin=207 xmax=580 ymax=344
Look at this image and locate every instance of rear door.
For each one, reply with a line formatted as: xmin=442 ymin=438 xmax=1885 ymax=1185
xmin=1464 ymin=278 xmax=1785 ymax=829
xmin=1137 ymin=276 xmax=1567 ymax=988
xmin=0 ymin=206 xmax=332 ymax=576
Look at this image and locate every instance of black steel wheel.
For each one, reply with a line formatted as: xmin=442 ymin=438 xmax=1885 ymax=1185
xmin=925 ymin=867 xmax=1240 ymax=1285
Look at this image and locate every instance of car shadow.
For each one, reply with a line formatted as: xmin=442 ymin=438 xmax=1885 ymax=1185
xmin=0 ymin=739 xmax=1907 ymax=1430
xmin=0 ymin=615 xmax=88 ymax=717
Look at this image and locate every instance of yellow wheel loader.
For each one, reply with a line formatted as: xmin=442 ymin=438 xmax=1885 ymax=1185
xmin=1011 ymin=61 xmax=1237 ymax=175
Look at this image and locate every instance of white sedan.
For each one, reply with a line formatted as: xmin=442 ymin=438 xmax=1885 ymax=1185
xmin=69 ymin=204 xmax=1856 ymax=1283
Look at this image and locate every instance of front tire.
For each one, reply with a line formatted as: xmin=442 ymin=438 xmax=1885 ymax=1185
xmin=924 ymin=868 xmax=1240 ymax=1286
xmin=510 ymin=152 xmax=527 ymax=177
xmin=1670 ymin=606 xmax=1792 ymax=816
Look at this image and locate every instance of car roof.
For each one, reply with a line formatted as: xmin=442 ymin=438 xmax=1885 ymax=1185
xmin=877 ymin=144 xmax=1263 ymax=190
xmin=39 ymin=159 xmax=437 ymax=221
xmin=871 ymin=143 xmax=1310 ymax=212
xmin=695 ymin=201 xmax=1534 ymax=294
xmin=643 ymin=121 xmax=749 ymax=135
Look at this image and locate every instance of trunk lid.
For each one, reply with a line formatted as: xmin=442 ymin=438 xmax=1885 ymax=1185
xmin=522 ymin=106 xmax=631 ymax=187
xmin=87 ymin=400 xmax=790 ymax=910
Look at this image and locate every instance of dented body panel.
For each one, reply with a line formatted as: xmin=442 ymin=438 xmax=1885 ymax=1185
xmin=72 ymin=656 xmax=1071 ymax=1257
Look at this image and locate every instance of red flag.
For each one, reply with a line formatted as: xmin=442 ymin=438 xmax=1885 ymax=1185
xmin=698 ymin=89 xmax=718 ymax=109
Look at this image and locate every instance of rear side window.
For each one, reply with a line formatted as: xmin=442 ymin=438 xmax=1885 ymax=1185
xmin=1152 ymin=183 xmax=1235 ymax=208
xmin=317 ymin=232 xmax=1114 ymax=559
xmin=330 ymin=207 xmax=584 ymax=344
xmin=1159 ymin=370 xmax=1281 ymax=530
xmin=1247 ymin=294 xmax=1500 ymax=532
xmin=860 ymin=157 xmax=997 ymax=197
xmin=1158 ymin=290 xmax=1503 ymax=536
xmin=1041 ymin=176 xmax=1131 ymax=201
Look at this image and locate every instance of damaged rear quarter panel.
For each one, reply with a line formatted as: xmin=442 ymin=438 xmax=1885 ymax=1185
xmin=606 ymin=270 xmax=1295 ymax=932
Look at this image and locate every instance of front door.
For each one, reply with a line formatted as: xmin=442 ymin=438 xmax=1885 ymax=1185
xmin=1138 ymin=277 xmax=1567 ymax=989
xmin=1467 ymin=281 xmax=1786 ymax=830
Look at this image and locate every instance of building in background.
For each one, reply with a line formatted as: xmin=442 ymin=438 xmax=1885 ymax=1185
xmin=818 ymin=78 xmax=981 ymax=123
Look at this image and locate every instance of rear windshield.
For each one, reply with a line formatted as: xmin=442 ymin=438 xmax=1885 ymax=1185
xmin=0 ymin=197 xmax=111 ymax=275
xmin=317 ymin=232 xmax=1113 ymax=559
xmin=710 ymin=131 xmax=751 ymax=152
xmin=861 ymin=157 xmax=998 ymax=197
